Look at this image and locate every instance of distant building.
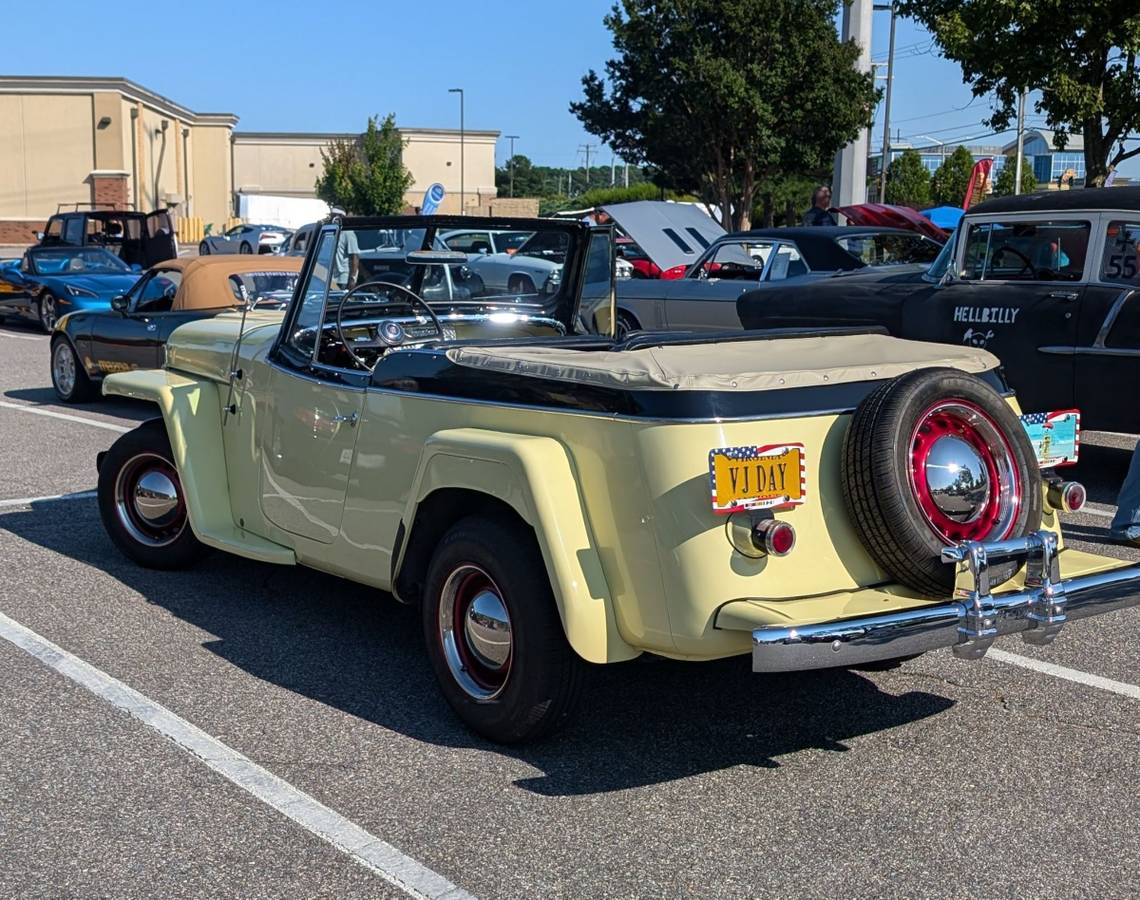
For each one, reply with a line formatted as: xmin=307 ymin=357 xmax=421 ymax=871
xmin=1001 ymin=129 xmax=1085 ymax=185
xmin=869 ymin=144 xmax=1009 ymax=179
xmin=0 ymin=76 xmax=498 ymax=243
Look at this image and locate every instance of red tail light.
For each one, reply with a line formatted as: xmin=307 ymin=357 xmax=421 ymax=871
xmin=751 ymin=519 xmax=796 ymax=557
xmin=1047 ymin=480 xmax=1086 ymax=513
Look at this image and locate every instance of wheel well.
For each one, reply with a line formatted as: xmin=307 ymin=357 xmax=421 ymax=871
xmin=394 ymin=488 xmax=532 ymax=604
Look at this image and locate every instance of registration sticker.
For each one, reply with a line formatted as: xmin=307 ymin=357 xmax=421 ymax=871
xmin=708 ymin=444 xmax=806 ymax=514
xmin=1020 ymin=409 xmax=1080 ymax=468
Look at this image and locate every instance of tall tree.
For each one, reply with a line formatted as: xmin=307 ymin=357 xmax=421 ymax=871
xmin=897 ymin=0 xmax=1140 ymax=186
xmin=885 ymin=149 xmax=932 ymax=207
xmin=929 ymin=146 xmax=976 ymax=206
xmin=992 ymin=156 xmax=1038 ymax=197
xmin=571 ymin=0 xmax=879 ymax=229
xmin=315 ymin=114 xmax=414 ymax=215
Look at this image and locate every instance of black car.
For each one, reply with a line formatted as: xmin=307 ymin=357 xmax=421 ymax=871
xmin=40 ymin=207 xmax=178 ymax=268
xmin=738 ymin=186 xmax=1140 ymax=433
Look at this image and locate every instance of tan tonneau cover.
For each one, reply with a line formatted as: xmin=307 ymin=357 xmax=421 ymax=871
xmin=447 ymin=333 xmax=998 ymax=392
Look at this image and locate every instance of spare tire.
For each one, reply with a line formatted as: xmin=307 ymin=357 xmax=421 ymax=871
xmin=841 ymin=367 xmax=1042 ymax=597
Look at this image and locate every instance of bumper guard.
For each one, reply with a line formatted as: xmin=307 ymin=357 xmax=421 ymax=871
xmin=752 ymin=531 xmax=1140 ymax=673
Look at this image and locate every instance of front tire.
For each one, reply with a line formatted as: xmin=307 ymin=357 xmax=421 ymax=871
xmin=239 ymin=242 xmax=252 ymax=254
xmin=50 ymin=337 xmax=95 ymax=403
xmin=421 ymin=515 xmax=586 ymax=743
xmin=615 ymin=310 xmax=640 ymax=340
xmin=198 ymin=241 xmax=210 ymax=255
xmin=98 ymin=420 xmax=207 ymax=569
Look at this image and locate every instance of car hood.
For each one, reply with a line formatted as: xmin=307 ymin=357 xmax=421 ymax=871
xmin=45 ymin=273 xmax=140 ymax=296
xmin=833 ymin=203 xmax=949 ymax=242
xmin=601 ymin=201 xmax=725 ymax=271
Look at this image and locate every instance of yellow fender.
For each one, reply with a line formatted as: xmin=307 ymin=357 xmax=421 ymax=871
xmin=102 ymin=370 xmax=294 ymax=564
xmin=398 ymin=427 xmax=638 ymax=665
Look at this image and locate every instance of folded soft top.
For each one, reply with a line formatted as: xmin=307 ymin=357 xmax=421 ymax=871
xmin=447 ymin=333 xmax=997 ymax=393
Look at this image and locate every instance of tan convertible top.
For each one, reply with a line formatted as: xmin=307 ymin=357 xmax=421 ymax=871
xmin=149 ymin=255 xmax=303 ymax=312
xmin=447 ymin=333 xmax=998 ymax=392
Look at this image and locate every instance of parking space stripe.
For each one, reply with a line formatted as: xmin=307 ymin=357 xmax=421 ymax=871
xmin=0 ymin=400 xmax=130 ymax=434
xmin=989 ymin=648 xmax=1140 ymax=700
xmin=0 ymin=489 xmax=96 ymax=508
xmin=0 ymin=610 xmax=475 ymax=900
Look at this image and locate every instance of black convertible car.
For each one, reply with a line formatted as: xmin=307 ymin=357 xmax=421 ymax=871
xmin=738 ymin=187 xmax=1140 ymax=434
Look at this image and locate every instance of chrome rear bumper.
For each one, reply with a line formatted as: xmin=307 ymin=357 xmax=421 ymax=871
xmin=752 ymin=531 xmax=1140 ymax=673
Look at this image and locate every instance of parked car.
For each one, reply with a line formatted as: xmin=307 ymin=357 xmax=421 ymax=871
xmin=0 ymin=246 xmax=142 ymax=332
xmin=49 ymin=255 xmax=303 ymax=403
xmin=737 ymin=186 xmax=1140 ymax=434
xmin=93 ymin=213 xmax=1138 ymax=744
xmin=596 ymin=226 xmax=944 ymax=336
xmin=440 ymin=228 xmax=533 ymax=255
xmin=199 ymin=224 xmax=289 ymax=256
xmin=461 ymin=228 xmax=569 ymax=296
xmin=39 ymin=207 xmax=177 ymax=268
xmin=280 ymin=222 xmax=318 ymax=257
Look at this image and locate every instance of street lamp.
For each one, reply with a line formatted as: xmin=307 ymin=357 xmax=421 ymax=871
xmin=505 ymin=134 xmax=519 ymax=198
xmin=448 ymin=88 xmax=464 ymax=214
xmin=916 ymin=134 xmax=947 ymax=165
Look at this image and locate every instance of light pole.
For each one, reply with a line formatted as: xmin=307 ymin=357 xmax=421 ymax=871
xmin=448 ymin=88 xmax=464 ymax=214
xmin=1014 ymin=88 xmax=1027 ymax=194
xmin=874 ymin=2 xmax=897 ymax=202
xmin=505 ymin=134 xmax=519 ymax=197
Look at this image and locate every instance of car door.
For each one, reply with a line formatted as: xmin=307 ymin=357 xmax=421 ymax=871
xmin=259 ymin=226 xmax=366 ymax=544
xmin=143 ymin=211 xmax=177 ymax=265
xmin=664 ymin=239 xmax=774 ymax=330
xmin=88 ymin=268 xmax=182 ymax=374
xmin=901 ymin=216 xmax=1091 ymax=416
xmin=1071 ymin=215 xmax=1140 ymax=432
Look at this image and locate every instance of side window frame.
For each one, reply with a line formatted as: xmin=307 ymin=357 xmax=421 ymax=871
xmin=272 ymin=224 xmax=340 ymax=376
xmin=955 ymin=214 xmax=1093 ymax=284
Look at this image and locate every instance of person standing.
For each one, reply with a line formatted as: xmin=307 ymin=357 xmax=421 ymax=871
xmin=1111 ymin=440 xmax=1140 ymax=544
xmin=802 ymin=186 xmax=838 ymax=226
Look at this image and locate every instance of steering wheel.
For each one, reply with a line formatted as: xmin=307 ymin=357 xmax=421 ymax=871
xmin=333 ymin=280 xmax=444 ymax=369
xmin=992 ymin=244 xmax=1037 ymax=279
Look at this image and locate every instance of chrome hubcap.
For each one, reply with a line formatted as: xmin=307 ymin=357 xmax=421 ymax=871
xmin=113 ymin=452 xmax=186 ymax=547
xmin=52 ymin=343 xmax=76 ymax=395
xmin=40 ymin=297 xmax=55 ymax=329
xmin=439 ymin=564 xmax=513 ymax=700
xmin=924 ymin=435 xmax=991 ymax=523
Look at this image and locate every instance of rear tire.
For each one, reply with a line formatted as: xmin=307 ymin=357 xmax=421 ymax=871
xmin=36 ymin=293 xmax=58 ymax=333
xmin=421 ymin=514 xmax=586 ymax=743
xmin=198 ymin=241 xmax=210 ymax=255
xmin=615 ymin=310 xmax=640 ymax=340
xmin=507 ymin=274 xmax=535 ymax=295
xmin=98 ymin=420 xmax=207 ymax=569
xmin=50 ymin=337 xmax=95 ymax=403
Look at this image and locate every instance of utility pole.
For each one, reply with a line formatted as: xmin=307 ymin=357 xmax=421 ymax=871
xmin=624 ymin=161 xmax=629 ymax=188
xmin=1014 ymin=89 xmax=1027 ymax=195
xmin=876 ymin=2 xmax=897 ymax=202
xmin=505 ymin=134 xmax=519 ymax=198
xmin=579 ymin=144 xmax=595 ymax=193
xmin=610 ymin=153 xmax=616 ymax=186
xmin=448 ymin=88 xmax=465 ymax=213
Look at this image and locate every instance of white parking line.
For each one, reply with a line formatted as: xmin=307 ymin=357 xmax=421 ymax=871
xmin=0 ymin=489 xmax=96 ymax=509
xmin=989 ymin=648 xmax=1140 ymax=700
xmin=0 ymin=400 xmax=129 ymax=434
xmin=0 ymin=610 xmax=474 ymax=900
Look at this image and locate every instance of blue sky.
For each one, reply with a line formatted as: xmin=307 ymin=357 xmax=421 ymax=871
xmin=6 ymin=1 xmax=1132 ymax=176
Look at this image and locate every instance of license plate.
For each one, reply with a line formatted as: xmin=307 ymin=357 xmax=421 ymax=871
xmin=708 ymin=444 xmax=806 ymax=514
xmin=1020 ymin=409 xmax=1080 ymax=468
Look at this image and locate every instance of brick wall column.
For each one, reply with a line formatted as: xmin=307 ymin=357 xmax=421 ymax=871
xmin=88 ymin=172 xmax=130 ymax=209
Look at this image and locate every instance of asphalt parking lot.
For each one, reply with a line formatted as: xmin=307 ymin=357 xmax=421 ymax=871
xmin=0 ymin=319 xmax=1137 ymax=899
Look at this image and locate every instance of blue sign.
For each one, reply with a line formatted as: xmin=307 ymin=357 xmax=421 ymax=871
xmin=421 ymin=183 xmax=445 ymax=216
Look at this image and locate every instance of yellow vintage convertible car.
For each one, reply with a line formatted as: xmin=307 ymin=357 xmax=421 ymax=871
xmin=96 ymin=215 xmax=1140 ymax=742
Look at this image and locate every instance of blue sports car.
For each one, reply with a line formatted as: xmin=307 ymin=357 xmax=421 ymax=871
xmin=0 ymin=247 xmax=142 ymax=332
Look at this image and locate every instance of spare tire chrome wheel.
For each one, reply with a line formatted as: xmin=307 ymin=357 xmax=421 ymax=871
xmin=841 ymin=368 xmax=1041 ymax=598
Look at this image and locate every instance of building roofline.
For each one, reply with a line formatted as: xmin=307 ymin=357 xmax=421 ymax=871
xmin=0 ymin=76 xmax=239 ymax=126
xmin=233 ymin=128 xmax=500 ymax=142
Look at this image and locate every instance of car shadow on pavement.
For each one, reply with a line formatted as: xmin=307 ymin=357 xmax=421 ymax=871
xmin=3 ymin=387 xmax=156 ymax=422
xmin=1 ymin=502 xmax=955 ymax=797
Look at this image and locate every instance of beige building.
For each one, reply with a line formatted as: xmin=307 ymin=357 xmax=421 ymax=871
xmin=0 ymin=76 xmax=499 ymax=243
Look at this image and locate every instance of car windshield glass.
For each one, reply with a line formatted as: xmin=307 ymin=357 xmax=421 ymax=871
xmin=229 ymin=270 xmax=301 ymax=308
xmin=961 ymin=220 xmax=1090 ymax=282
xmin=30 ymin=247 xmax=130 ymax=275
xmin=512 ymin=230 xmax=570 ymax=263
xmin=924 ymin=230 xmax=957 ymax=282
xmin=834 ymin=233 xmax=941 ymax=266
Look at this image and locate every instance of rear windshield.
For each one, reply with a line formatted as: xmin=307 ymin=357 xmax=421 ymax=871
xmin=834 ymin=233 xmax=942 ymax=266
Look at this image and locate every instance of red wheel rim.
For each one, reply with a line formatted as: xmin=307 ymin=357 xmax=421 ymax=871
xmin=909 ymin=399 xmax=1022 ymax=543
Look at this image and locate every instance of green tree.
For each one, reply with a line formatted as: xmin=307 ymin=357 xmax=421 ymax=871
xmin=571 ymin=0 xmax=879 ymax=229
xmin=929 ymin=146 xmax=976 ymax=206
xmin=885 ymin=149 xmax=932 ymax=207
xmin=315 ymin=114 xmax=413 ymax=215
xmin=993 ymin=156 xmax=1038 ymax=197
xmin=897 ymin=0 xmax=1140 ymax=186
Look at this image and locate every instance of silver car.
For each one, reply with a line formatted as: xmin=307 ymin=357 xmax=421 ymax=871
xmin=199 ymin=224 xmax=290 ymax=256
xmin=460 ymin=229 xmax=567 ymax=296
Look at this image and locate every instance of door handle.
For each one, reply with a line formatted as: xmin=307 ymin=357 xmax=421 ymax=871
xmin=1046 ymin=291 xmax=1079 ymax=301
xmin=331 ymin=412 xmax=358 ymax=427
